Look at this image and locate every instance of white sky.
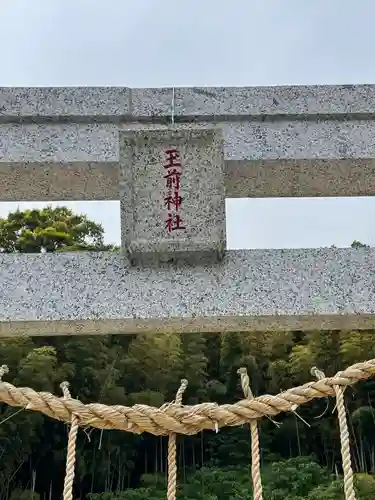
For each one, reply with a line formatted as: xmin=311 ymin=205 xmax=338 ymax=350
xmin=1 ymin=0 xmax=374 ymax=249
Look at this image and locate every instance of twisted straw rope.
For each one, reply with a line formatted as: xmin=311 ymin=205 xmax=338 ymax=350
xmin=0 ymin=360 xmax=374 ymax=436
xmin=237 ymin=368 xmax=263 ymax=500
xmin=167 ymin=379 xmax=188 ymax=500
xmin=60 ymin=382 xmax=79 ymax=500
xmin=335 ymin=384 xmax=356 ymax=500
xmin=311 ymin=367 xmax=356 ymax=500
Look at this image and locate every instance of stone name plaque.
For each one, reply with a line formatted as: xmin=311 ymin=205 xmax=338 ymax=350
xmin=120 ymin=127 xmax=226 ymax=266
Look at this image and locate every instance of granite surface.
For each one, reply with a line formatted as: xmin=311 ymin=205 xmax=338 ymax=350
xmin=3 ymin=119 xmax=375 ymax=164
xmin=0 ymin=249 xmax=374 ymax=336
xmin=123 ymin=119 xmax=375 ymax=159
xmin=0 ymin=162 xmax=120 ymax=201
xmin=0 ymin=123 xmax=118 ymax=162
xmin=2 ymin=85 xmax=375 ymax=202
xmin=224 ymin=159 xmax=375 ymax=198
xmin=3 ymin=158 xmax=375 ymax=201
xmin=168 ymin=85 xmax=375 ymax=118
xmin=3 ymin=85 xmax=375 ymax=120
xmin=3 ymin=115 xmax=375 ymax=201
xmin=0 ymin=87 xmax=131 ymax=120
xmin=120 ymin=127 xmax=226 ymax=265
xmin=225 ymin=119 xmax=375 ymax=160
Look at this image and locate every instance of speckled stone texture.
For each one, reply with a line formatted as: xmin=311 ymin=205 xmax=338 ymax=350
xmin=3 ymin=85 xmax=375 ymax=201
xmin=224 ymin=159 xmax=375 ymax=198
xmin=0 ymin=122 xmax=120 ymax=200
xmin=0 ymin=87 xmax=131 ymax=120
xmin=2 ymin=85 xmax=375 ymax=121
xmin=0 ymin=248 xmax=374 ymax=336
xmin=131 ymin=85 xmax=375 ymax=117
xmin=0 ymin=162 xmax=120 ymax=201
xmin=0 ymin=123 xmax=118 ymax=161
xmin=120 ymin=127 xmax=226 ymax=266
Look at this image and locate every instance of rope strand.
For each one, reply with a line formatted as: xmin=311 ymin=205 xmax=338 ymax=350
xmin=60 ymin=381 xmax=79 ymax=500
xmin=238 ymin=368 xmax=263 ymax=500
xmin=167 ymin=379 xmax=188 ymax=500
xmin=311 ymin=367 xmax=356 ymax=500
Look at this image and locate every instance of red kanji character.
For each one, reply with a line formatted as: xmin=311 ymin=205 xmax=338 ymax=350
xmin=165 ymin=213 xmax=186 ymax=232
xmin=164 ymin=191 xmax=183 ymax=211
xmin=164 ymin=148 xmax=181 ymax=169
xmin=164 ymin=168 xmax=181 ymax=190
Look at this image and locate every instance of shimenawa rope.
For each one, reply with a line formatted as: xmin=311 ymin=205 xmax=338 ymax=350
xmin=0 ymin=359 xmax=373 ymax=436
xmin=0 ymin=360 xmax=372 ymax=500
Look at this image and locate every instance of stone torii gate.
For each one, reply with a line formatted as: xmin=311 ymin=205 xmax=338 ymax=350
xmin=0 ymin=84 xmax=375 ymax=337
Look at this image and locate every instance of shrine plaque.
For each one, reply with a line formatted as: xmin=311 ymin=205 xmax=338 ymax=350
xmin=119 ymin=127 xmax=226 ymax=266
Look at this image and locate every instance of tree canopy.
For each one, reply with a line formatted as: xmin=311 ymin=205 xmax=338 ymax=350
xmin=0 ymin=206 xmax=117 ymax=253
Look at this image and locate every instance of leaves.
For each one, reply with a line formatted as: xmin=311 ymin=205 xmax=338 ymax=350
xmin=0 ymin=206 xmax=115 ymax=253
xmin=87 ymin=458 xmax=337 ymax=500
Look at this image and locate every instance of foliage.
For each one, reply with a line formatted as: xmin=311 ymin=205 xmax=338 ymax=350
xmin=0 ymin=206 xmax=117 ymax=253
xmin=9 ymin=490 xmax=39 ymax=500
xmin=307 ymin=473 xmax=375 ymax=499
xmin=351 ymin=240 xmax=370 ymax=249
xmin=0 ymin=330 xmax=374 ymax=499
xmin=87 ymin=458 xmax=348 ymax=500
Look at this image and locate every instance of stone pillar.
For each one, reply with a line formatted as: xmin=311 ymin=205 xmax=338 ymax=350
xmin=120 ymin=127 xmax=226 ymax=266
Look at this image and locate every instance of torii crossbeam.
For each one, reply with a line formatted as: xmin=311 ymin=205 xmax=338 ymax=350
xmin=1 ymin=85 xmax=374 ymax=336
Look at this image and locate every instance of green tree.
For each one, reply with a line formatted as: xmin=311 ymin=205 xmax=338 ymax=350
xmin=181 ymin=333 xmax=208 ymax=403
xmin=308 ymin=473 xmax=375 ymax=499
xmin=122 ymin=333 xmax=183 ymax=397
xmin=9 ymin=490 xmax=39 ymax=500
xmin=0 ymin=206 xmax=116 ymax=253
xmin=351 ymin=240 xmax=370 ymax=249
xmin=261 ymin=457 xmax=332 ymax=500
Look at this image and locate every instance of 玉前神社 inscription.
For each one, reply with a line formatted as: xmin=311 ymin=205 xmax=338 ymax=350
xmin=120 ymin=127 xmax=226 ymax=266
xmin=163 ymin=148 xmax=186 ymax=233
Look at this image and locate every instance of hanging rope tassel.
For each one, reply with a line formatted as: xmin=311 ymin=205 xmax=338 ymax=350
xmin=167 ymin=379 xmax=188 ymax=500
xmin=237 ymin=368 xmax=263 ymax=500
xmin=311 ymin=367 xmax=357 ymax=500
xmin=60 ymin=381 xmax=80 ymax=500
